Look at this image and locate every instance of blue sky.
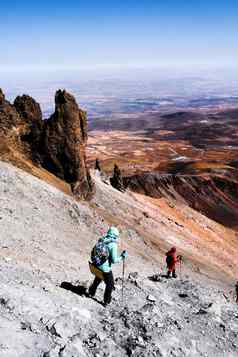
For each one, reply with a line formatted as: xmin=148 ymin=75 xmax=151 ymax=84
xmin=0 ymin=0 xmax=238 ymax=72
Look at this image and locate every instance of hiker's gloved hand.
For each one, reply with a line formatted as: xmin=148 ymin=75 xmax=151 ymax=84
xmin=121 ymin=250 xmax=128 ymax=259
xmin=177 ymin=255 xmax=183 ymax=261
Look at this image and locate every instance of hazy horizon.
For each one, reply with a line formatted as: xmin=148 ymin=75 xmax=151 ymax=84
xmin=2 ymin=66 xmax=238 ymax=120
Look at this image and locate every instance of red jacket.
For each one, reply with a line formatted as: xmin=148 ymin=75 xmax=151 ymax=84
xmin=166 ymin=248 xmax=178 ymax=271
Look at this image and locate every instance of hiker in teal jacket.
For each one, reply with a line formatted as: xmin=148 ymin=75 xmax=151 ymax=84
xmin=89 ymin=227 xmax=128 ymax=306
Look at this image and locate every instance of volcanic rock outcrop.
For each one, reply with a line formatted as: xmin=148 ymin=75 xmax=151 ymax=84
xmin=110 ymin=164 xmax=125 ymax=192
xmin=14 ymin=94 xmax=43 ymax=163
xmin=41 ymin=90 xmax=94 ymax=198
xmin=95 ymin=158 xmax=102 ymax=172
xmin=0 ymin=89 xmax=28 ymax=155
xmin=0 ymin=88 xmax=94 ymax=199
xmin=0 ymin=89 xmax=17 ymax=129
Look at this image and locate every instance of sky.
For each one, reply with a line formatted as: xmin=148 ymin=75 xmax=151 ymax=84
xmin=0 ymin=0 xmax=238 ymax=73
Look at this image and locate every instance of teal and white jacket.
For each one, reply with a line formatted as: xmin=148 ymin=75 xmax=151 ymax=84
xmin=97 ymin=233 xmax=122 ymax=273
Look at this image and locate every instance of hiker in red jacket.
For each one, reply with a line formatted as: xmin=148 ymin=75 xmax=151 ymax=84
xmin=166 ymin=246 xmax=181 ymax=278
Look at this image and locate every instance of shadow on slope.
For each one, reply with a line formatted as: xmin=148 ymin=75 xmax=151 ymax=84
xmin=60 ymin=281 xmax=105 ymax=306
xmin=60 ymin=282 xmax=88 ymax=296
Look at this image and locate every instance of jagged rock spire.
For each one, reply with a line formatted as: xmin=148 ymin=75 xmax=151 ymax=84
xmin=95 ymin=158 xmax=101 ymax=172
xmin=42 ymin=89 xmax=94 ymax=199
xmin=0 ymin=88 xmax=5 ymax=104
xmin=110 ymin=164 xmax=125 ymax=192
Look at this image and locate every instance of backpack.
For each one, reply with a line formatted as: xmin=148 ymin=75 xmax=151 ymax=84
xmin=166 ymin=254 xmax=174 ymax=265
xmin=91 ymin=239 xmax=109 ymax=266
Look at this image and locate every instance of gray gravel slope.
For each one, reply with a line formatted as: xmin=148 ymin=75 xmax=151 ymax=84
xmin=0 ymin=161 xmax=237 ymax=356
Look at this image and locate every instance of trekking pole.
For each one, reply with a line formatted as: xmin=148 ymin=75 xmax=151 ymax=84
xmin=122 ymin=258 xmax=125 ymax=305
xmin=179 ymin=258 xmax=182 ymax=280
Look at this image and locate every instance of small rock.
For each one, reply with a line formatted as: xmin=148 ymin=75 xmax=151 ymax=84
xmin=147 ymin=295 xmax=156 ymax=303
xmin=21 ymin=321 xmax=32 ymax=331
xmin=97 ymin=332 xmax=106 ymax=342
xmin=4 ymin=257 xmax=12 ymax=262
xmin=137 ymin=336 xmax=146 ymax=347
xmin=0 ymin=297 xmax=8 ymax=306
xmin=143 ymin=211 xmax=150 ymax=218
xmin=223 ymin=293 xmax=230 ymax=301
xmin=141 ymin=303 xmax=154 ymax=313
xmin=48 ymin=323 xmax=61 ymax=337
xmin=219 ymin=323 xmax=226 ymax=332
xmin=60 ymin=339 xmax=86 ymax=357
xmin=128 ymin=272 xmax=139 ymax=280
xmin=173 ymin=320 xmax=182 ymax=330
xmin=149 ymin=274 xmax=162 ymax=282
xmin=196 ymin=308 xmax=208 ymax=315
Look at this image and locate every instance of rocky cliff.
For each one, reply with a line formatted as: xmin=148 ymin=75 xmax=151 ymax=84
xmin=0 ymin=89 xmax=94 ymax=199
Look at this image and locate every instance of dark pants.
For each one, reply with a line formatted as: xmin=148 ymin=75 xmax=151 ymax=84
xmin=89 ymin=270 xmax=114 ymax=304
xmin=167 ymin=269 xmax=177 ymax=278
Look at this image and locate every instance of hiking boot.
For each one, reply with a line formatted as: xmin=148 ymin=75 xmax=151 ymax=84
xmin=166 ymin=271 xmax=172 ymax=279
xmin=87 ymin=289 xmax=95 ymax=298
xmin=172 ymin=272 xmax=177 ymax=279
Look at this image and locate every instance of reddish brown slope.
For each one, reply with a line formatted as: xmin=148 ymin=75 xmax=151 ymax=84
xmin=124 ymin=166 xmax=238 ymax=229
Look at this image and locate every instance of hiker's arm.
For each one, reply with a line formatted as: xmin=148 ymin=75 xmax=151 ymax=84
xmin=110 ymin=243 xmax=122 ymax=264
xmin=176 ymin=255 xmax=183 ymax=263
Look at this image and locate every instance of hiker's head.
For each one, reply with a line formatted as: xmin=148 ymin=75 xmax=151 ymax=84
xmin=107 ymin=226 xmax=120 ymax=241
xmin=171 ymin=246 xmax=176 ymax=253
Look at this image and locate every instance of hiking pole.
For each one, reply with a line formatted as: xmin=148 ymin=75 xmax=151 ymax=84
xmin=179 ymin=258 xmax=182 ymax=280
xmin=122 ymin=258 xmax=125 ymax=306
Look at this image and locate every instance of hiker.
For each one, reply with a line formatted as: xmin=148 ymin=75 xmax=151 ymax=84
xmin=89 ymin=226 xmax=128 ymax=306
xmin=236 ymin=281 xmax=238 ymax=303
xmin=165 ymin=246 xmax=182 ymax=278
